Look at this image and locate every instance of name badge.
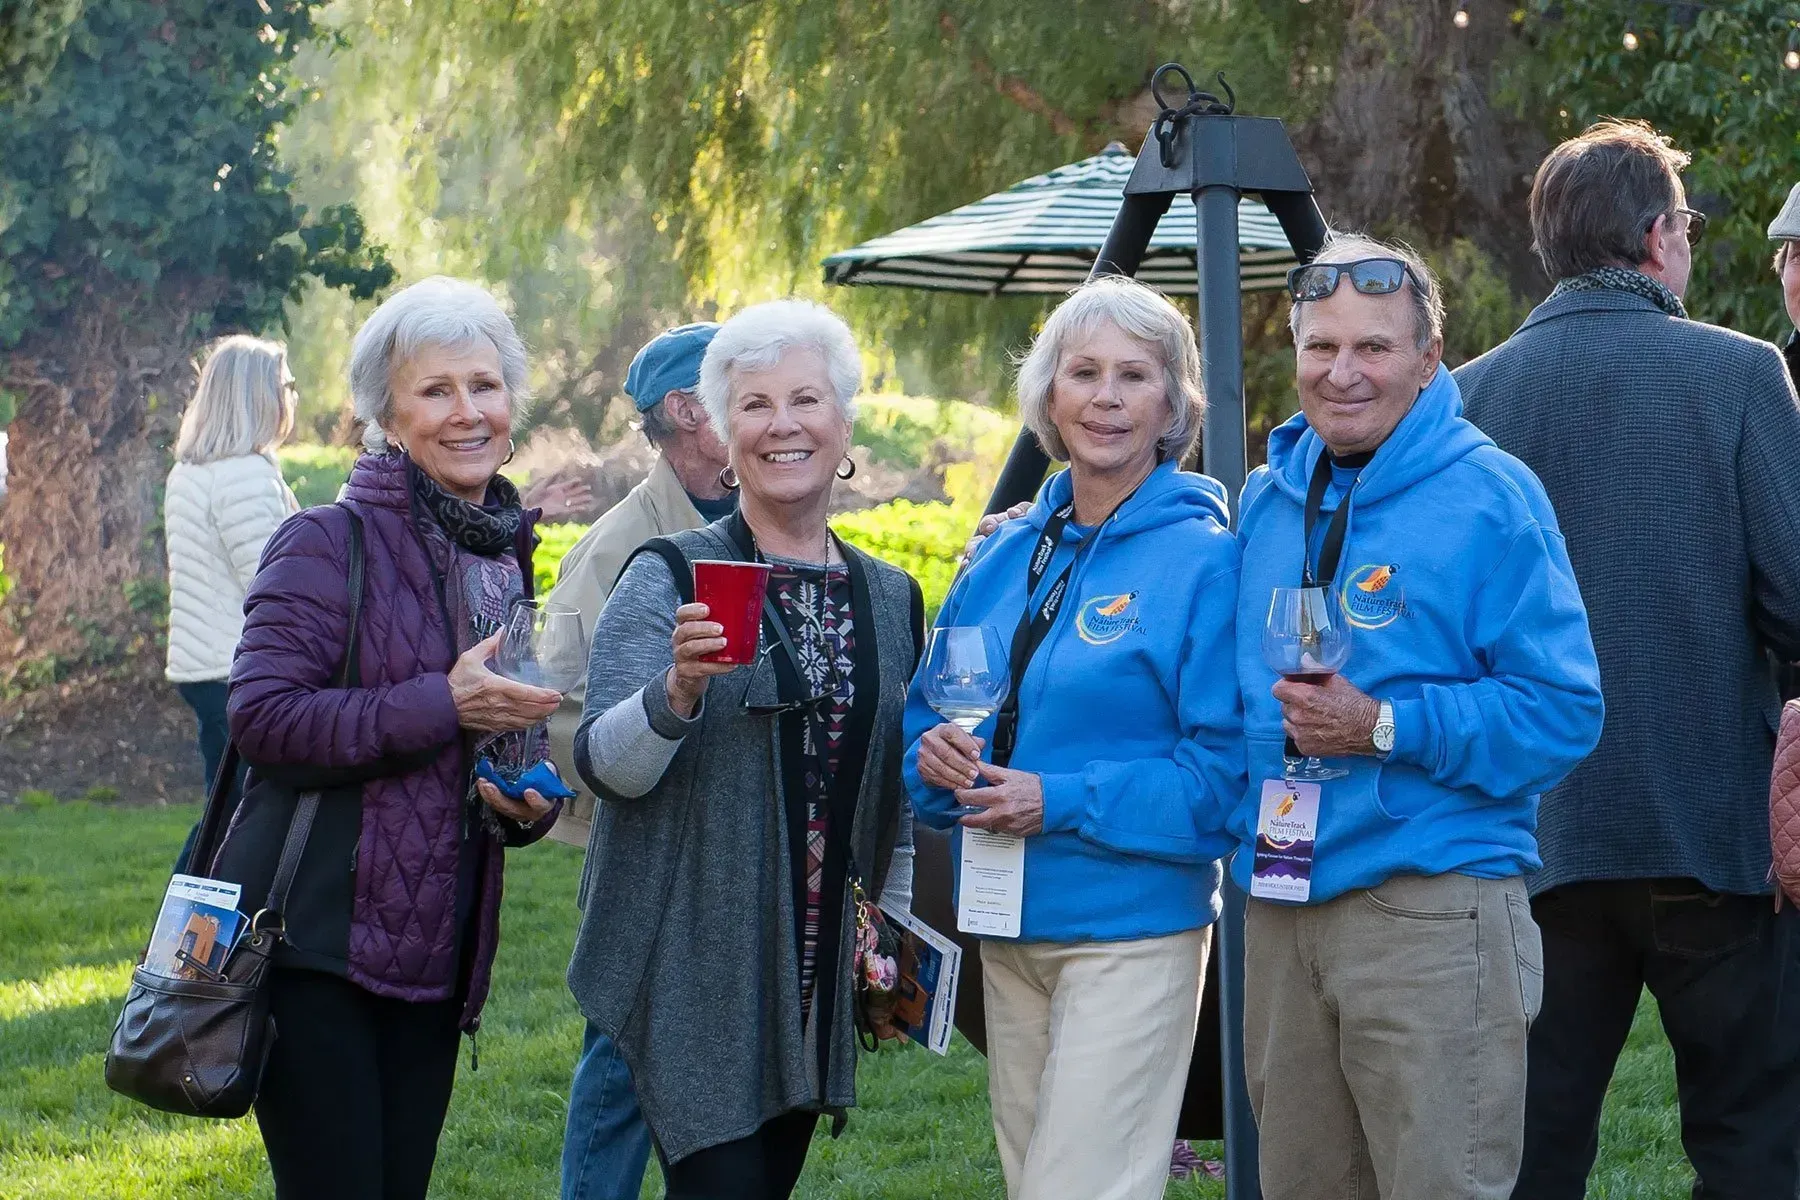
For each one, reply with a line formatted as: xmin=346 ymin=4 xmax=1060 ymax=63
xmin=1250 ymin=778 xmax=1321 ymax=903
xmin=957 ymin=829 xmax=1025 ymax=938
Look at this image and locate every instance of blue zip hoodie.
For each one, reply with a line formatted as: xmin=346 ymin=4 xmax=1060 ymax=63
xmin=1231 ymin=365 xmax=1604 ymax=902
xmin=904 ymin=459 xmax=1244 ymax=942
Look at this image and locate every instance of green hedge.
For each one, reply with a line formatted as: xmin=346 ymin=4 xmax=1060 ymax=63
xmin=533 ymin=499 xmax=969 ymax=617
xmin=278 ymin=444 xmax=357 ymax=509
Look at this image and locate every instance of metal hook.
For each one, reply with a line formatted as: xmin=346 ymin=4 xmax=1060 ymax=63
xmin=1150 ymin=62 xmax=1199 ymax=111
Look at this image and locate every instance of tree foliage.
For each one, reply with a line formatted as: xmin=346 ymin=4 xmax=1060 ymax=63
xmin=320 ymin=0 xmax=1334 ymax=411
xmin=0 ymin=0 xmax=392 ymax=351
xmin=1525 ymin=0 xmax=1800 ymax=339
xmin=0 ymin=0 xmax=392 ymax=680
xmin=0 ymin=0 xmax=84 ymax=103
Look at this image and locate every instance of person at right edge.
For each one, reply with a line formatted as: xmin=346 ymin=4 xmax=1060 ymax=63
xmin=1458 ymin=119 xmax=1800 ymax=1199
xmin=1232 ymin=232 xmax=1603 ymax=1200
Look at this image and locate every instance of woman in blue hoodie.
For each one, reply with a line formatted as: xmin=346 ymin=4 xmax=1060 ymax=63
xmin=904 ymin=277 xmax=1243 ymax=1200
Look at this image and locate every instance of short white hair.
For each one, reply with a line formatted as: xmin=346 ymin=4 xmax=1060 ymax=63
xmin=349 ymin=276 xmax=530 ymax=453
xmin=1015 ymin=276 xmax=1204 ymax=464
xmin=696 ymin=299 xmax=860 ymax=438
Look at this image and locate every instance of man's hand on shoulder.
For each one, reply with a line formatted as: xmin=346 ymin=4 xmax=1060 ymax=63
xmin=961 ymin=502 xmax=1030 ymax=567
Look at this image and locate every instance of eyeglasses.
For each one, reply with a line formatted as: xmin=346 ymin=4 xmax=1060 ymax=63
xmin=737 ymin=579 xmax=845 ymax=716
xmin=739 ymin=645 xmax=843 ymax=715
xmin=1673 ymin=206 xmax=1707 ymax=247
xmin=1286 ymin=257 xmax=1431 ymax=304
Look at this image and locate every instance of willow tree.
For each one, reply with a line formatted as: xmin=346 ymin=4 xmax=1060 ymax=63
xmin=0 ymin=0 xmax=390 ymax=686
xmin=350 ymin=0 xmax=1329 ymax=409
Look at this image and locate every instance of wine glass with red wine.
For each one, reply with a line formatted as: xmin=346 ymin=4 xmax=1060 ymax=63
xmin=1262 ymin=585 xmax=1352 ymax=781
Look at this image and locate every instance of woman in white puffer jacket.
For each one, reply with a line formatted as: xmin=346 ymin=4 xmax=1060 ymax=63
xmin=164 ymin=335 xmax=300 ymax=795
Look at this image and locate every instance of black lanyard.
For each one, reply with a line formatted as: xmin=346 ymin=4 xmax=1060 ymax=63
xmin=1303 ymin=450 xmax=1358 ymax=590
xmin=991 ymin=481 xmax=1141 ymax=766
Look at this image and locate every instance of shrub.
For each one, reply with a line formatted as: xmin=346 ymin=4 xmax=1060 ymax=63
xmin=534 ymin=522 xmax=588 ymax=597
xmin=278 ymin=444 xmax=357 ymax=509
xmin=834 ymin=500 xmax=969 ymax=617
xmin=530 ymin=499 xmax=972 ymax=619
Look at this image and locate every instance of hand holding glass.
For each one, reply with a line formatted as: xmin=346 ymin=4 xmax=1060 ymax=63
xmin=1262 ymin=586 xmax=1352 ymax=781
xmin=496 ymin=601 xmax=587 ymax=695
xmin=920 ymin=626 xmax=1009 ymax=815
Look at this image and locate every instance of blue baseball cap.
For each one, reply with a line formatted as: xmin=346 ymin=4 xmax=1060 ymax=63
xmin=624 ymin=322 xmax=720 ymax=412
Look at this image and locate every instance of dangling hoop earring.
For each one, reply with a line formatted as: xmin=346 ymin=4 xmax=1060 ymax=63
xmin=835 ymin=455 xmax=857 ymax=481
xmin=718 ymin=464 xmax=740 ymax=491
xmin=502 ymin=438 xmax=516 ymax=466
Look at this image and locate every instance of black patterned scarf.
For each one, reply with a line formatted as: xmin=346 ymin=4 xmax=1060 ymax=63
xmin=1550 ymin=266 xmax=1688 ymax=319
xmin=405 ymin=456 xmax=525 ymax=556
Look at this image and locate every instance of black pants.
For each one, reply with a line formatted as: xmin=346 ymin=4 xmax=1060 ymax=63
xmin=660 ymin=1110 xmax=819 ymax=1200
xmin=1514 ymin=879 xmax=1800 ymax=1199
xmin=174 ymin=680 xmax=246 ymax=870
xmin=255 ymin=968 xmax=463 ymax=1200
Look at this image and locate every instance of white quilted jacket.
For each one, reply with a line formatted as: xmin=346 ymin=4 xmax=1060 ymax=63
xmin=163 ymin=453 xmax=299 ymax=682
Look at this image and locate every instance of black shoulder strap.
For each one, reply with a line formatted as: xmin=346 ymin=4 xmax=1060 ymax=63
xmin=188 ymin=505 xmax=365 ymax=916
xmin=262 ymin=503 xmax=366 ymax=920
xmin=613 ymin=536 xmax=695 ymax=605
xmin=907 ymin=574 xmax=926 ymax=673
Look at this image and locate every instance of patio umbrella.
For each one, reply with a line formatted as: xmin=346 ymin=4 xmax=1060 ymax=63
xmin=821 ymin=142 xmax=1296 ymax=295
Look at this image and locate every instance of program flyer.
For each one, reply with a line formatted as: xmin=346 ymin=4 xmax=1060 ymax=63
xmin=143 ymin=874 xmax=245 ymax=981
xmin=877 ymin=901 xmax=963 ymax=1056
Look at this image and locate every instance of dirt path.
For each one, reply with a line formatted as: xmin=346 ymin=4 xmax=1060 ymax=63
xmin=0 ymin=675 xmax=202 ymax=803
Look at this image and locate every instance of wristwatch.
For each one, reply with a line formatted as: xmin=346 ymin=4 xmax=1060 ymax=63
xmin=1371 ymin=700 xmax=1396 ymax=758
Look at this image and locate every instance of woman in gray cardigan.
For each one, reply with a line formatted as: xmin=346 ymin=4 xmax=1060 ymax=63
xmin=567 ymin=299 xmax=919 ymax=1200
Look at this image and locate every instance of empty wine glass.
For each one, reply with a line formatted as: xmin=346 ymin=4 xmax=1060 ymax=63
xmin=1262 ymin=586 xmax=1352 ymax=781
xmin=921 ymin=626 xmax=1010 ymax=816
xmin=921 ymin=626 xmax=1010 ymax=733
xmin=496 ymin=600 xmax=587 ymax=695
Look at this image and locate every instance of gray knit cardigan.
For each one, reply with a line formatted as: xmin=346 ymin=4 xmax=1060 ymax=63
xmin=567 ymin=520 xmax=920 ymax=1163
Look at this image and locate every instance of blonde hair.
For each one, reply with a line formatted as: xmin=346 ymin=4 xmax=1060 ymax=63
xmin=175 ymin=335 xmax=295 ymax=464
xmin=1015 ymin=276 xmax=1203 ymax=464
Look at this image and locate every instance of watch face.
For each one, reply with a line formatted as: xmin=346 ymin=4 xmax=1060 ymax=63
xmin=1373 ymin=725 xmax=1395 ymax=752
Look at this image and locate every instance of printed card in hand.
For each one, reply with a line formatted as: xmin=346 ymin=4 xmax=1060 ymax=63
xmin=143 ymin=875 xmax=245 ymax=981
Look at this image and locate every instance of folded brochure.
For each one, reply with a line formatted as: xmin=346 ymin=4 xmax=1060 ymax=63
xmin=877 ymin=900 xmax=963 ymax=1056
xmin=143 ymin=874 xmax=246 ymax=981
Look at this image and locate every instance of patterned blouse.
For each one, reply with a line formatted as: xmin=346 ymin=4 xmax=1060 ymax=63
xmin=766 ymin=554 xmax=856 ymax=1017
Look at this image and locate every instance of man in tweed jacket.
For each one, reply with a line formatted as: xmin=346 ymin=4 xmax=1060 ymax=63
xmin=1457 ymin=119 xmax=1800 ymax=1199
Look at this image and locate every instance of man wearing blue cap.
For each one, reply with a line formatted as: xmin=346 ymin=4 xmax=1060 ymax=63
xmin=548 ymin=321 xmax=733 ymax=1200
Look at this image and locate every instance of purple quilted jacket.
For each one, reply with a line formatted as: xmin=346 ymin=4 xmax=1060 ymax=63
xmin=226 ymin=452 xmax=552 ymax=1029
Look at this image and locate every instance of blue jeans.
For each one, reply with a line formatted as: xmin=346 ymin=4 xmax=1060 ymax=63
xmin=561 ymin=1021 xmax=652 ymax=1200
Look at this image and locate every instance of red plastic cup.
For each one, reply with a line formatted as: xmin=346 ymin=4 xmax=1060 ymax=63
xmin=692 ymin=560 xmax=772 ymax=664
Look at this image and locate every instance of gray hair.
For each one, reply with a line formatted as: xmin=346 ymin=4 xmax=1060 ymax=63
xmin=1287 ymin=231 xmax=1444 ymax=352
xmin=175 ymin=334 xmax=295 ymax=464
xmin=1531 ymin=118 xmax=1690 ymax=281
xmin=696 ymin=299 xmax=860 ymax=438
xmin=1015 ymin=276 xmax=1203 ymax=464
xmin=349 ymin=276 xmax=530 ymax=453
xmin=637 ymin=398 xmax=678 ymax=446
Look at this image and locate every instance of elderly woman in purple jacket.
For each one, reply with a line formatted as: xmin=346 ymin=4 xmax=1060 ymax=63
xmin=214 ymin=276 xmax=564 ymax=1200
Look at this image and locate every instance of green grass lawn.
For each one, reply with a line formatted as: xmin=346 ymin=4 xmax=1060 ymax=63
xmin=1 ymin=802 xmax=1693 ymax=1198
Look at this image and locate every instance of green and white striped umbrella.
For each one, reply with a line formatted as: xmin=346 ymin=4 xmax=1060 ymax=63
xmin=822 ymin=143 xmax=1295 ymax=296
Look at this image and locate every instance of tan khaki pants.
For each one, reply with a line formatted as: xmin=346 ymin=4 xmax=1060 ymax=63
xmin=981 ymin=927 xmax=1211 ymax=1200
xmin=1244 ymin=873 xmax=1543 ymax=1200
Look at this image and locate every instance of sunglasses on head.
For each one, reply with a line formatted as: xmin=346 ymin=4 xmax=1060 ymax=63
xmin=1286 ymin=257 xmax=1431 ymax=304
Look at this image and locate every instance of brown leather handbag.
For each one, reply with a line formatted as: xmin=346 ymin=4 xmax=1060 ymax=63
xmin=104 ymin=506 xmax=363 ymax=1118
xmin=1770 ymin=699 xmax=1800 ymax=908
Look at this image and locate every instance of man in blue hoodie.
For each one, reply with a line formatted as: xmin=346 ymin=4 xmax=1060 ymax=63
xmin=1233 ymin=233 xmax=1604 ymax=1200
